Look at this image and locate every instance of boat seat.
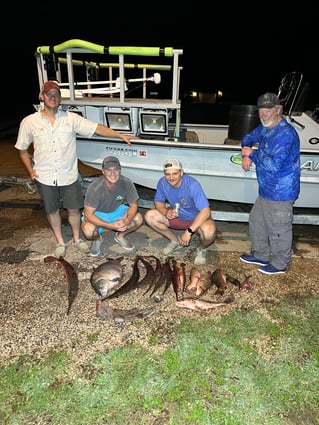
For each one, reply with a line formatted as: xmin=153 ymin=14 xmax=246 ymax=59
xmin=224 ymin=138 xmax=241 ymax=145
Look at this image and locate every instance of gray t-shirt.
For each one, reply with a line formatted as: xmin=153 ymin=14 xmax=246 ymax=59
xmin=84 ymin=175 xmax=139 ymax=212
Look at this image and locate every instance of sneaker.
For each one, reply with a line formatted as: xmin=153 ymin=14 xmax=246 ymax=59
xmin=90 ymin=236 xmax=102 ymax=257
xmin=55 ymin=243 xmax=66 ymax=258
xmin=114 ymin=233 xmax=135 ymax=251
xmin=194 ymin=248 xmax=207 ymax=265
xmin=162 ymin=240 xmax=180 ymax=256
xmin=240 ymin=254 xmax=269 ymax=266
xmin=72 ymin=239 xmax=89 ymax=253
xmin=258 ymin=264 xmax=286 ymax=275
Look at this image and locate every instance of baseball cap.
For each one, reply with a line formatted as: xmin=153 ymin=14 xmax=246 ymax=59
xmin=163 ymin=158 xmax=183 ymax=170
xmin=102 ymin=156 xmax=121 ymax=169
xmin=42 ymin=81 xmax=61 ymax=93
xmin=257 ymin=92 xmax=280 ymax=109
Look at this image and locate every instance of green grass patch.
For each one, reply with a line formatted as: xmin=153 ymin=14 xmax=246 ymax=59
xmin=1 ymin=296 xmax=318 ymax=424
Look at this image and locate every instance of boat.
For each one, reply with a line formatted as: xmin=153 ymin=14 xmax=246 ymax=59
xmin=34 ymin=39 xmax=319 ymax=223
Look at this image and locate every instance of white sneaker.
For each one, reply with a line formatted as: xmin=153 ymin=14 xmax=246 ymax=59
xmin=90 ymin=235 xmax=102 ymax=257
xmin=194 ymin=248 xmax=207 ymax=265
xmin=55 ymin=243 xmax=66 ymax=258
xmin=162 ymin=240 xmax=180 ymax=256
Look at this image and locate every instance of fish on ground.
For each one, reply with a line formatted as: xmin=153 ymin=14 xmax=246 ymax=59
xmin=171 ymin=260 xmax=186 ymax=301
xmin=149 ymin=256 xmax=173 ymax=296
xmin=195 ymin=270 xmax=213 ymax=296
xmin=225 ymin=273 xmax=241 ymax=287
xmin=135 ymin=256 xmax=155 ymax=289
xmin=44 ymin=256 xmax=79 ymax=315
xmin=186 ymin=266 xmax=201 ymax=294
xmin=175 ymin=296 xmax=234 ymax=311
xmin=96 ymin=299 xmax=154 ymax=322
xmin=143 ymin=255 xmax=162 ymax=295
xmin=90 ymin=258 xmax=123 ymax=299
xmin=239 ymin=275 xmax=253 ymax=291
xmin=186 ymin=267 xmax=213 ymax=297
xmin=161 ymin=258 xmax=174 ymax=295
xmin=107 ymin=256 xmax=140 ymax=299
xmin=211 ymin=268 xmax=228 ymax=295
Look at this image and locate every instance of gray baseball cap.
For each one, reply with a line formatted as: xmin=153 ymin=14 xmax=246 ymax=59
xmin=257 ymin=92 xmax=280 ymax=109
xmin=102 ymin=156 xmax=121 ymax=169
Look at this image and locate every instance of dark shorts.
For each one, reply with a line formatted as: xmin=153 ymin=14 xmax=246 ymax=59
xmin=35 ymin=180 xmax=84 ymax=213
xmin=168 ymin=216 xmax=214 ymax=230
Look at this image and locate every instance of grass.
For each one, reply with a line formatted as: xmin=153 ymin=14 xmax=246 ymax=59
xmin=1 ymin=296 xmax=318 ymax=425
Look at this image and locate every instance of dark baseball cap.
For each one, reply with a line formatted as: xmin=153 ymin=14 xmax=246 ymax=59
xmin=102 ymin=156 xmax=121 ymax=169
xmin=257 ymin=92 xmax=280 ymax=109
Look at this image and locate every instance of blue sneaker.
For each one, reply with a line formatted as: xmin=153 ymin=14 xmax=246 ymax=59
xmin=240 ymin=254 xmax=269 ymax=266
xmin=258 ymin=264 xmax=286 ymax=275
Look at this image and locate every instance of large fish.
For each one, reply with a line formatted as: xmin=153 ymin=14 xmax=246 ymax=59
xmin=96 ymin=299 xmax=154 ymax=322
xmin=90 ymin=258 xmax=123 ymax=299
xmin=176 ymin=297 xmax=233 ymax=311
xmin=44 ymin=256 xmax=79 ymax=315
xmin=196 ymin=270 xmax=213 ymax=296
xmin=107 ymin=256 xmax=140 ymax=299
xmin=211 ymin=268 xmax=227 ymax=295
xmin=186 ymin=267 xmax=213 ymax=297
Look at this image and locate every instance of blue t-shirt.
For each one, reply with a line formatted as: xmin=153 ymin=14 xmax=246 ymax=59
xmin=242 ymin=117 xmax=300 ymax=201
xmin=154 ymin=174 xmax=209 ymax=221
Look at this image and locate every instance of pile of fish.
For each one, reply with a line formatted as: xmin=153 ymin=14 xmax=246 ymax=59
xmin=90 ymin=256 xmax=253 ymax=315
xmin=44 ymin=255 xmax=253 ymax=319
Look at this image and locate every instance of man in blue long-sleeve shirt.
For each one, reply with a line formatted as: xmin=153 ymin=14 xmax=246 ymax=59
xmin=240 ymin=92 xmax=300 ymax=275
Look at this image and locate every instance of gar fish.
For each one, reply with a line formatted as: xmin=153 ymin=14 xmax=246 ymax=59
xmin=44 ymin=256 xmax=79 ymax=315
xmin=96 ymin=299 xmax=154 ymax=322
xmin=135 ymin=256 xmax=155 ymax=289
xmin=176 ymin=297 xmax=233 ymax=311
xmin=150 ymin=256 xmax=173 ymax=296
xmin=161 ymin=258 xmax=174 ymax=295
xmin=143 ymin=256 xmax=162 ymax=295
xmin=211 ymin=268 xmax=227 ymax=295
xmin=90 ymin=258 xmax=123 ymax=299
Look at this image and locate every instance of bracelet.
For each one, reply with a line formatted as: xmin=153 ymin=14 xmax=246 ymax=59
xmin=242 ymin=154 xmax=249 ymax=158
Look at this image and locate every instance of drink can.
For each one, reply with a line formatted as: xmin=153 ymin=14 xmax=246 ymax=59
xmin=174 ymin=203 xmax=180 ymax=216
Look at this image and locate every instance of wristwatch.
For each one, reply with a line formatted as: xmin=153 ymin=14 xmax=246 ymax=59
xmin=187 ymin=227 xmax=195 ymax=235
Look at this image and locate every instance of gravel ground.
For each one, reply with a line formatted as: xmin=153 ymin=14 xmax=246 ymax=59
xmin=1 ymin=199 xmax=319 ymax=369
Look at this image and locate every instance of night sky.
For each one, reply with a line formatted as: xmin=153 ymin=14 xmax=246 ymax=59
xmin=1 ymin=4 xmax=318 ymax=124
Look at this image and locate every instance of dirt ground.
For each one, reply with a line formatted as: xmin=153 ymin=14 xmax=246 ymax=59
xmin=1 ymin=136 xmax=319 ymax=368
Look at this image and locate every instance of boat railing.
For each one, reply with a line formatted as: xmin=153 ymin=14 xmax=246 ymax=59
xmin=35 ymin=39 xmax=183 ymax=137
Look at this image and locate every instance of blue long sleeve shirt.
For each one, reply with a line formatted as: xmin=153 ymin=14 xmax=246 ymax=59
xmin=242 ymin=117 xmax=300 ymax=201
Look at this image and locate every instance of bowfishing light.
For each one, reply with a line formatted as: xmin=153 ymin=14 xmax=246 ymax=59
xmin=139 ymin=109 xmax=168 ymax=136
xmin=104 ymin=107 xmax=138 ymax=134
